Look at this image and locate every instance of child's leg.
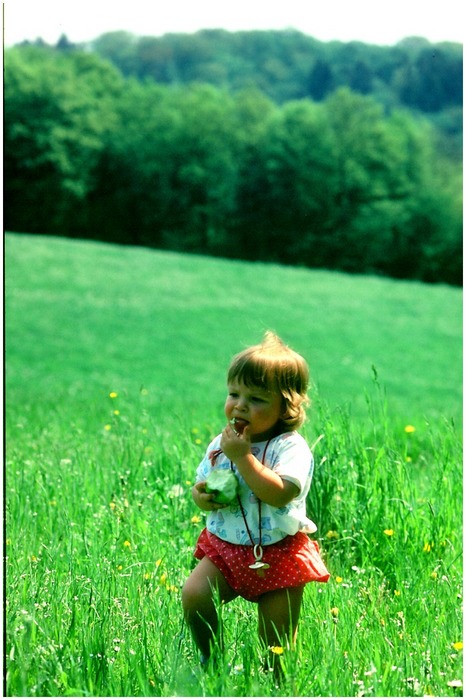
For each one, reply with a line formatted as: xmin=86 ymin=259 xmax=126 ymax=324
xmin=182 ymin=556 xmax=237 ymax=660
xmin=257 ymin=585 xmax=305 ymax=672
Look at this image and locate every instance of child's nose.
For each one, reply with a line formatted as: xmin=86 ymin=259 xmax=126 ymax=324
xmin=235 ymin=397 xmax=247 ymax=411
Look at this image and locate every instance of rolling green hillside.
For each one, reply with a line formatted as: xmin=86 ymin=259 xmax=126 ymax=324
xmin=4 ymin=232 xmax=463 ymax=697
xmin=6 ymin=233 xmax=462 ymax=429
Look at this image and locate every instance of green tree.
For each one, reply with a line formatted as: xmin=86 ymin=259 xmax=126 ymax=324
xmin=4 ymin=46 xmax=123 ymax=235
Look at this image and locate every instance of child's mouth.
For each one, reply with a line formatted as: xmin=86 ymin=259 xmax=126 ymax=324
xmin=231 ymin=418 xmax=249 ymax=434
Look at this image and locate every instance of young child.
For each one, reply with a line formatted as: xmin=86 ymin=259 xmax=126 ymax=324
xmin=182 ymin=331 xmax=329 ymax=672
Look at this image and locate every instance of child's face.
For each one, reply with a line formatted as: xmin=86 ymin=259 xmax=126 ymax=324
xmin=224 ymin=380 xmax=284 ymax=442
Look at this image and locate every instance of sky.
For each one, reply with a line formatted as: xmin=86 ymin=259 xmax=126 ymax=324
xmin=3 ymin=0 xmax=464 ymax=47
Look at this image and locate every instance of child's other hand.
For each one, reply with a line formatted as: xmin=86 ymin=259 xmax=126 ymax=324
xmin=220 ymin=423 xmax=251 ymax=462
xmin=192 ymin=481 xmax=227 ymax=511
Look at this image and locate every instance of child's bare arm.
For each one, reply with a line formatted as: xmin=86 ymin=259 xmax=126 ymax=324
xmin=220 ymin=424 xmax=299 ymax=508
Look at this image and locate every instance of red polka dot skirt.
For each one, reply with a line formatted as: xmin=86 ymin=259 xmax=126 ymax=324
xmin=194 ymin=528 xmax=330 ymax=602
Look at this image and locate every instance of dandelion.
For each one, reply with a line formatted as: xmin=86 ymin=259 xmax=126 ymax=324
xmin=270 ymin=646 xmax=284 ymax=655
xmin=155 ymin=559 xmax=162 ymax=567
xmin=404 ymin=425 xmax=416 ymax=433
xmin=405 ymin=456 xmax=412 ymax=462
xmin=423 ymin=542 xmax=434 ymax=552
xmin=160 ymin=573 xmax=167 ymax=584
xmin=117 ymin=565 xmax=123 ymax=571
xmin=430 ymin=571 xmax=438 ymax=579
xmin=191 ymin=428 xmax=199 ymax=434
xmin=452 ymin=642 xmax=463 ymax=651
xmin=109 ymin=502 xmax=116 ymax=510
xmin=384 ymin=529 xmax=394 ymax=536
xmin=168 ymin=484 xmax=184 ymax=498
xmin=195 ymin=438 xmax=202 ymax=445
xmin=335 ymin=576 xmax=343 ymax=584
xmin=104 ymin=424 xmax=112 ymax=431
xmin=49 ymin=499 xmax=57 ymax=506
xmin=330 ymin=607 xmax=339 ymax=617
xmin=191 ymin=515 xmax=202 ymax=524
xmin=326 ymin=530 xmax=339 ymax=539
xmin=109 ymin=392 xmax=118 ymax=399
xmin=29 ymin=555 xmax=38 ymax=562
xmin=144 ymin=573 xmax=152 ymax=580
xmin=123 ymin=540 xmax=131 ymax=549
xmin=113 ymin=410 xmax=120 ymax=416
xmin=394 ymin=590 xmax=401 ymax=596
xmin=6 ymin=538 xmax=11 ymax=545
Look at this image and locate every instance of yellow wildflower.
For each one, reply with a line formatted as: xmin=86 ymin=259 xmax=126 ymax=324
xmin=104 ymin=424 xmax=112 ymax=431
xmin=423 ymin=542 xmax=434 ymax=552
xmin=109 ymin=392 xmax=118 ymax=399
xmin=191 ymin=514 xmax=202 ymax=524
xmin=404 ymin=425 xmax=416 ymax=433
xmin=123 ymin=540 xmax=131 ymax=549
xmin=452 ymin=642 xmax=463 ymax=651
xmin=330 ymin=607 xmax=339 ymax=617
xmin=335 ymin=576 xmax=343 ymax=584
xmin=326 ymin=530 xmax=339 ymax=539
xmin=270 ymin=646 xmax=284 ymax=655
xmin=384 ymin=529 xmax=394 ymax=536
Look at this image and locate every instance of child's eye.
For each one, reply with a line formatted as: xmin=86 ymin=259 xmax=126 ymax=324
xmin=229 ymin=392 xmax=239 ymax=398
xmin=251 ymin=396 xmax=265 ymax=403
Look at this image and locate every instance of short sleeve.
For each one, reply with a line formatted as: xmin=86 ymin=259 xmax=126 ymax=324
xmin=272 ymin=433 xmax=313 ymax=496
xmin=195 ymin=435 xmax=222 ymax=483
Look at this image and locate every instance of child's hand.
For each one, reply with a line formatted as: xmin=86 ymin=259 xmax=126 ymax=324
xmin=220 ymin=422 xmax=252 ymax=463
xmin=192 ymin=481 xmax=227 ymax=511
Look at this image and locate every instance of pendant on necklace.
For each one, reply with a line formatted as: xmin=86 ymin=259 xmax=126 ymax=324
xmin=249 ymin=561 xmax=270 ymax=570
xmin=249 ymin=543 xmax=270 ymax=573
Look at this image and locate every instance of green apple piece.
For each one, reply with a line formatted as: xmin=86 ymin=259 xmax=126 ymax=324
xmin=206 ymin=469 xmax=239 ymax=504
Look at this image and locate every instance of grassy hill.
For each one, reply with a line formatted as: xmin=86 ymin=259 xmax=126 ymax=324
xmin=6 ymin=232 xmax=461 ymax=429
xmin=5 ymin=232 xmax=462 ymax=697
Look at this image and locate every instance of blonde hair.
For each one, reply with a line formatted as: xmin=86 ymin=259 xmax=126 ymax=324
xmin=227 ymin=331 xmax=310 ymax=431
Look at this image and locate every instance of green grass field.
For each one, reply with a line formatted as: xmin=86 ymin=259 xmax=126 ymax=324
xmin=5 ymin=233 xmax=463 ymax=697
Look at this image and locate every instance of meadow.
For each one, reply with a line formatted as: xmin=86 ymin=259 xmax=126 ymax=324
xmin=5 ymin=233 xmax=463 ymax=697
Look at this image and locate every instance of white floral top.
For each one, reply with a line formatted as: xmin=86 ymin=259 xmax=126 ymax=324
xmin=195 ymin=431 xmax=317 ymax=545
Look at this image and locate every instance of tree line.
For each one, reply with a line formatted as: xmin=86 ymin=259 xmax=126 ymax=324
xmin=5 ymin=40 xmax=462 ymax=284
xmin=88 ymin=29 xmax=462 ymax=114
